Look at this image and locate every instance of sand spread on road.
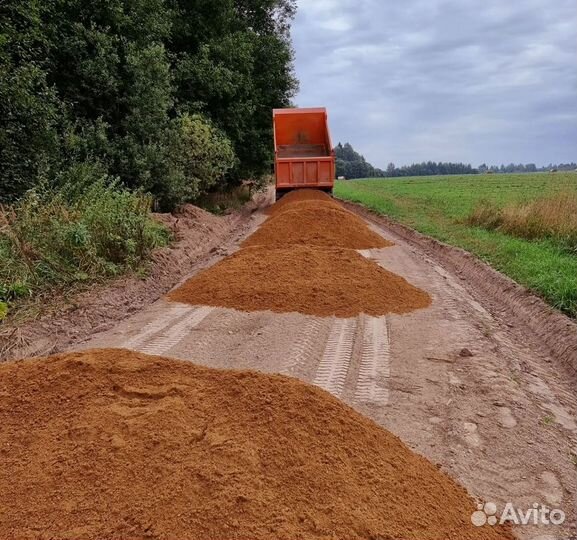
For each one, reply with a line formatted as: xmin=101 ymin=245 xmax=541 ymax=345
xmin=244 ymin=202 xmax=392 ymax=250
xmin=168 ymin=244 xmax=430 ymax=317
xmin=0 ymin=349 xmax=512 ymax=540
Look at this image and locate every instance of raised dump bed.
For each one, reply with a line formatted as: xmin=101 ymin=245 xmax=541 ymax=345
xmin=273 ymin=108 xmax=336 ymax=200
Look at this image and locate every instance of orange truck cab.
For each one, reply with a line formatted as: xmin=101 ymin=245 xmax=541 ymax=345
xmin=273 ymin=108 xmax=336 ymax=200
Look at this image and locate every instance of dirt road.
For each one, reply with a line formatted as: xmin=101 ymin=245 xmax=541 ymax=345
xmin=71 ymin=201 xmax=576 ymax=539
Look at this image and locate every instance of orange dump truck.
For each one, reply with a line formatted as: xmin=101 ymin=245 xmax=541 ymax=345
xmin=273 ymin=107 xmax=336 ymax=200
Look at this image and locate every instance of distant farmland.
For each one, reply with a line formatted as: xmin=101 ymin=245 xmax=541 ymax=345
xmin=335 ymin=173 xmax=577 ymax=317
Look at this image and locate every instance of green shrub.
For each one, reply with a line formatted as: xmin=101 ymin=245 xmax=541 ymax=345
xmin=196 ymin=184 xmax=255 ymax=214
xmin=157 ymin=113 xmax=237 ymax=210
xmin=0 ymin=176 xmax=169 ymax=317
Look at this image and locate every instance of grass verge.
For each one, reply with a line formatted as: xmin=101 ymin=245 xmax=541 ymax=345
xmin=335 ymin=173 xmax=577 ymax=317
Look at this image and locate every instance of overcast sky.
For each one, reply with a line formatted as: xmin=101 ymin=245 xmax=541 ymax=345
xmin=291 ymin=0 xmax=577 ymax=168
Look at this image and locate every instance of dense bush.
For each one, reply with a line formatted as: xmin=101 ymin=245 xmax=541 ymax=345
xmin=0 ymin=0 xmax=298 ymax=205
xmin=0 ymin=177 xmax=169 ymax=318
xmin=161 ymin=114 xmax=237 ymax=209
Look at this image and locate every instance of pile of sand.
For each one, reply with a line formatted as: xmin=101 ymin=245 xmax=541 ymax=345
xmin=243 ymin=202 xmax=392 ymax=249
xmin=271 ymin=198 xmax=348 ymax=216
xmin=166 ymin=188 xmax=429 ymax=317
xmin=267 ymin=188 xmax=340 ymax=215
xmin=0 ymin=349 xmax=512 ymax=540
xmin=168 ymin=245 xmax=430 ymax=317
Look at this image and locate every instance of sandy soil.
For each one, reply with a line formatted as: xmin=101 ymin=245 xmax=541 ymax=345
xmin=244 ymin=201 xmax=391 ymax=249
xmin=76 ymin=197 xmax=576 ymax=540
xmin=0 ymin=348 xmax=512 ymax=540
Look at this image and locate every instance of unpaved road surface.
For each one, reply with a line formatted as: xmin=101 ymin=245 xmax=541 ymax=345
xmin=73 ymin=202 xmax=576 ymax=539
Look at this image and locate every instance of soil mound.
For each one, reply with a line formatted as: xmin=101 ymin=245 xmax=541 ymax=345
xmin=267 ymin=188 xmax=339 ymax=215
xmin=0 ymin=349 xmax=512 ymax=540
xmin=154 ymin=203 xmax=227 ymax=241
xmin=168 ymin=245 xmax=431 ymax=317
xmin=244 ymin=203 xmax=392 ymax=249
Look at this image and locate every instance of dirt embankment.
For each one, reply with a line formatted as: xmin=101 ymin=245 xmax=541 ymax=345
xmin=0 ymin=198 xmax=265 ymax=362
xmin=0 ymin=348 xmax=512 ymax=540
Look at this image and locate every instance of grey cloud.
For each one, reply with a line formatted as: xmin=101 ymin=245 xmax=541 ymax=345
xmin=292 ymin=0 xmax=577 ymax=166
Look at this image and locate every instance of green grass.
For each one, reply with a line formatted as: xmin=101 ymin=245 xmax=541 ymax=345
xmin=335 ymin=173 xmax=577 ymax=317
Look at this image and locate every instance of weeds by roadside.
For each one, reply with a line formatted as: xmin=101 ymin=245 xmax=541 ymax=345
xmin=196 ymin=178 xmax=271 ymax=214
xmin=0 ymin=179 xmax=169 ymax=320
xmin=196 ymin=186 xmax=253 ymax=215
xmin=467 ymin=191 xmax=577 ymax=253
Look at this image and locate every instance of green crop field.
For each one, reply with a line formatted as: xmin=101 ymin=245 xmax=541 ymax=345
xmin=335 ymin=172 xmax=577 ymax=317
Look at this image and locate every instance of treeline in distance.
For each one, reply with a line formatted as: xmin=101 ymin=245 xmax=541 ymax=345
xmin=335 ymin=143 xmax=575 ymax=179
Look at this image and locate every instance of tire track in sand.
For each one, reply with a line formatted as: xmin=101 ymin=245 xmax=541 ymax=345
xmin=354 ymin=316 xmax=390 ymax=406
xmin=135 ymin=306 xmax=214 ymax=356
xmin=313 ymin=318 xmax=357 ymax=397
xmin=123 ymin=303 xmax=194 ymax=350
xmin=281 ymin=318 xmax=324 ymax=376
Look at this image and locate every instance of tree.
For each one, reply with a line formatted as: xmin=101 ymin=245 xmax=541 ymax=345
xmin=334 ymin=142 xmax=382 ymax=179
xmin=335 ymin=158 xmax=347 ymax=178
xmin=0 ymin=0 xmax=63 ymax=200
xmin=161 ymin=114 xmax=236 ymax=209
xmin=0 ymin=0 xmax=299 ymax=205
xmin=170 ymin=0 xmax=297 ymax=181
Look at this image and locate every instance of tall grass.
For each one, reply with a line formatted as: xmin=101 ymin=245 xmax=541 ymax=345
xmin=467 ymin=191 xmax=577 ymax=253
xmin=0 ymin=179 xmax=169 ymax=319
